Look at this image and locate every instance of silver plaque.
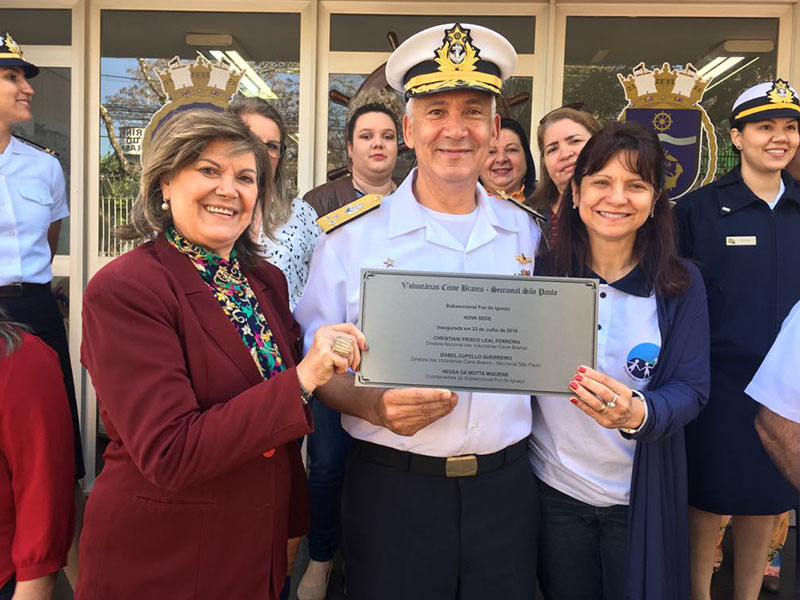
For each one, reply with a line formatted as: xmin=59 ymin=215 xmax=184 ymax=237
xmin=356 ymin=270 xmax=598 ymax=396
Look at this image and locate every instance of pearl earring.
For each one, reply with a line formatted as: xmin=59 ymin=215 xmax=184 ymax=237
xmin=161 ymin=200 xmax=170 ymax=211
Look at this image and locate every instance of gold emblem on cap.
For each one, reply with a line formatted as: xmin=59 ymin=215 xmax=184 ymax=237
xmin=435 ymin=25 xmax=479 ymax=73
xmin=767 ymin=79 xmax=797 ymax=105
xmin=1 ymin=32 xmax=24 ymax=59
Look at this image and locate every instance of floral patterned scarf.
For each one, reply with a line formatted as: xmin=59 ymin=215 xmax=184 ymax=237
xmin=165 ymin=227 xmax=285 ymax=379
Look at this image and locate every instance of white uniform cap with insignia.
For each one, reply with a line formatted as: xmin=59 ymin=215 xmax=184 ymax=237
xmin=730 ymin=79 xmax=800 ymax=126
xmin=385 ymin=23 xmax=517 ymax=99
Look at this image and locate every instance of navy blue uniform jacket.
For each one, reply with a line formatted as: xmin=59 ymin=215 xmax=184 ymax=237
xmin=674 ymin=166 xmax=800 ymax=515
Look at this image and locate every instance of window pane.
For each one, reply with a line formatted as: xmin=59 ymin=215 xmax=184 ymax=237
xmin=99 ymin=10 xmax=300 ymax=257
xmin=0 ymin=9 xmax=71 ymax=45
xmin=502 ymin=76 xmax=534 ymax=144
xmin=563 ymin=16 xmax=779 ymax=181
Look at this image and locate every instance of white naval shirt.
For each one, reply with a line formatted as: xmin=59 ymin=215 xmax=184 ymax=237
xmin=529 ymin=267 xmax=661 ymax=506
xmin=0 ymin=136 xmax=68 ymax=285
xmin=294 ymin=169 xmax=541 ymax=457
xmin=746 ymin=299 xmax=800 ymax=423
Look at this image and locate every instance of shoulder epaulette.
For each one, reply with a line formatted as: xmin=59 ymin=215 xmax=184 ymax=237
xmin=500 ymin=192 xmax=547 ymax=223
xmin=316 ymin=194 xmax=382 ymax=234
xmin=14 ymin=135 xmax=59 ymax=157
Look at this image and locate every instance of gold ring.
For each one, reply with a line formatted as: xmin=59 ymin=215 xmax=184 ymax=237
xmin=332 ymin=335 xmax=352 ymax=358
xmin=598 ymin=403 xmax=609 ymax=414
xmin=607 ymin=393 xmax=618 ymax=409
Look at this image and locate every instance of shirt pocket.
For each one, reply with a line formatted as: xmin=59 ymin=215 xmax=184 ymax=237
xmin=17 ymin=183 xmax=54 ymax=228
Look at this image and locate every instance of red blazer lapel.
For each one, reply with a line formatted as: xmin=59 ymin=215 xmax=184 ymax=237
xmin=154 ymin=236 xmax=263 ymax=386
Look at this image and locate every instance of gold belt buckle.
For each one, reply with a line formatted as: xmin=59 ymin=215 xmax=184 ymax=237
xmin=446 ymin=455 xmax=478 ymax=477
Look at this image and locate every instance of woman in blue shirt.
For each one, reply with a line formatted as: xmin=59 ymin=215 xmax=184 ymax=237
xmin=532 ymin=121 xmax=710 ymax=600
xmin=674 ymin=79 xmax=800 ymax=600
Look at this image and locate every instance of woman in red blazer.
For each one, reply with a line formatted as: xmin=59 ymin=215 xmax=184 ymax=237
xmin=76 ymin=110 xmax=364 ymax=600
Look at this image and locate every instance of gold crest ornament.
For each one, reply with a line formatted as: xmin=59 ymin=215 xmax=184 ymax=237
xmin=2 ymin=33 xmax=22 ymax=57
xmin=139 ymin=56 xmax=244 ymax=161
xmin=385 ymin=22 xmax=517 ymax=99
xmin=767 ymin=79 xmax=796 ymax=105
xmin=435 ymin=25 xmax=479 ymax=73
xmin=617 ymin=62 xmax=717 ymax=198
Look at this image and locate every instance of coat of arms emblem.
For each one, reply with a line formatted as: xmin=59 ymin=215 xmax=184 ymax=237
xmin=617 ymin=62 xmax=717 ymax=199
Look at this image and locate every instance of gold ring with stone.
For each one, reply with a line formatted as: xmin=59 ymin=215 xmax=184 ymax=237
xmin=332 ymin=335 xmax=352 ymax=358
xmin=598 ymin=403 xmax=609 ymax=414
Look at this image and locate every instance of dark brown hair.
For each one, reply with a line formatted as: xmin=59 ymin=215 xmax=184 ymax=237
xmin=550 ymin=120 xmax=690 ymax=297
xmin=117 ymin=109 xmax=271 ymax=268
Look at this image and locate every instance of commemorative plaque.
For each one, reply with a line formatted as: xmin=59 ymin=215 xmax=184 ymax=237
xmin=356 ymin=270 xmax=598 ymax=396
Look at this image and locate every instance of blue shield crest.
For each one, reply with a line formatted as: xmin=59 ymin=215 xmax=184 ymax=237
xmin=617 ymin=62 xmax=717 ymax=199
xmin=626 ymin=108 xmax=702 ymax=198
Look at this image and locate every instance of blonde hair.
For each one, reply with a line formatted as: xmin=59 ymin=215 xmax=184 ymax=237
xmin=117 ymin=109 xmax=272 ymax=267
xmin=530 ymin=107 xmax=601 ymax=212
xmin=228 ymin=97 xmax=292 ymax=238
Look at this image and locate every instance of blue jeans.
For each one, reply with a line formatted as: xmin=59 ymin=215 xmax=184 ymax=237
xmin=306 ymin=399 xmax=352 ymax=562
xmin=537 ymin=481 xmax=628 ymax=600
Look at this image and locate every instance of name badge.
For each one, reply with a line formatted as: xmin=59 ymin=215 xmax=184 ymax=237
xmin=726 ymin=236 xmax=757 ymax=246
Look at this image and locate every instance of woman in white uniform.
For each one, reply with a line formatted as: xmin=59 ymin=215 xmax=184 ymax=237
xmin=530 ymin=121 xmax=710 ymax=600
xmin=0 ymin=30 xmax=83 ymax=479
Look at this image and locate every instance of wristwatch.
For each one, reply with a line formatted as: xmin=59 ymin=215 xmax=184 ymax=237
xmin=299 ymin=382 xmax=313 ymax=406
xmin=620 ymin=389 xmax=648 ymax=434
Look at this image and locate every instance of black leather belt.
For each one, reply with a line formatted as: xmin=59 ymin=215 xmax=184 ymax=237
xmin=354 ymin=438 xmax=527 ymax=478
xmin=0 ymin=283 xmax=50 ymax=298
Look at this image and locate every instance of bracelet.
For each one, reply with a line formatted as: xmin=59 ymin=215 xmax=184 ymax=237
xmin=620 ymin=389 xmax=648 ymax=434
xmin=299 ymin=382 xmax=313 ymax=406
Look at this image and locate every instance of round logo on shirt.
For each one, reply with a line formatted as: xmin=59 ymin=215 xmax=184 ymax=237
xmin=625 ymin=342 xmax=660 ymax=382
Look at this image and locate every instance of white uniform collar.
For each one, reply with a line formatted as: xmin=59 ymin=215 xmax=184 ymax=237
xmin=7 ymin=136 xmax=40 ymax=156
xmin=387 ymin=168 xmax=522 ymax=244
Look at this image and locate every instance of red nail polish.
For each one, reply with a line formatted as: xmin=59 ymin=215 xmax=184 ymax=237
xmin=570 ymin=398 xmax=578 ymax=405
xmin=569 ymin=381 xmax=578 ymax=390
xmin=578 ymin=366 xmax=587 ymax=373
xmin=574 ymin=374 xmax=583 ymax=382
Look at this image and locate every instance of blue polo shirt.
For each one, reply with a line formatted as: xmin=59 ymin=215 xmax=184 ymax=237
xmin=0 ymin=136 xmax=68 ymax=285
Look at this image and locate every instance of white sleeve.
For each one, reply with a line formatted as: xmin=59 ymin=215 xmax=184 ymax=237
xmin=293 ymin=233 xmax=349 ymax=356
xmin=48 ymin=155 xmax=69 ymax=222
xmin=746 ymin=301 xmax=800 ymax=423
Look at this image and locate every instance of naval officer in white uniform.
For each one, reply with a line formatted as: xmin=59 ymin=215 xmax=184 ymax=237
xmin=295 ymin=23 xmax=541 ymax=600
xmin=0 ymin=30 xmax=83 ymax=480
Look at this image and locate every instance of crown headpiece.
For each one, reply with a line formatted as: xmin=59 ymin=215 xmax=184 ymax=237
xmin=140 ymin=56 xmax=244 ymax=162
xmin=617 ymin=62 xmax=710 ymax=108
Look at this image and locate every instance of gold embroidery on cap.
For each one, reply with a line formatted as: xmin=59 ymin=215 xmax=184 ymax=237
xmin=434 ymin=25 xmax=479 ymax=74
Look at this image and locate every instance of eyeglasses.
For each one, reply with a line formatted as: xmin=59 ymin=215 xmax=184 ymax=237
xmin=264 ymin=141 xmax=287 ymax=159
xmin=539 ymin=101 xmax=589 ymax=125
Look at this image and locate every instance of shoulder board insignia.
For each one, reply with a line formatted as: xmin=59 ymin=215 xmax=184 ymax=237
xmin=15 ymin=135 xmax=59 ymax=157
xmin=499 ymin=192 xmax=546 ymax=223
xmin=316 ymin=194 xmax=382 ymax=234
